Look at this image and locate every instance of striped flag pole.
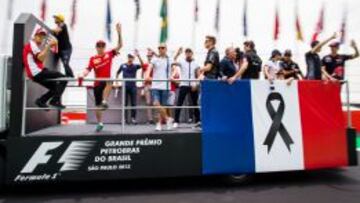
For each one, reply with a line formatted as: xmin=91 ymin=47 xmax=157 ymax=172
xmin=160 ymin=0 xmax=168 ymax=43
xmin=70 ymin=0 xmax=77 ymax=30
xmin=106 ymin=0 xmax=112 ymax=42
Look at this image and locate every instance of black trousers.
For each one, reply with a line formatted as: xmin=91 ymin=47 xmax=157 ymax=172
xmin=56 ymin=48 xmax=74 ymax=77
xmin=33 ymin=68 xmax=67 ymax=103
xmin=125 ymin=86 xmax=137 ymax=120
xmin=174 ymin=86 xmax=200 ymax=123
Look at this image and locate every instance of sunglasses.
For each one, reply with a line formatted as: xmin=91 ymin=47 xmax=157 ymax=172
xmin=158 ymin=47 xmax=166 ymax=50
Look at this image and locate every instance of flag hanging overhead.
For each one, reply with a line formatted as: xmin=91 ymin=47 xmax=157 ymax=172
xmin=106 ymin=0 xmax=112 ymax=41
xmin=194 ymin=0 xmax=199 ymax=22
xmin=243 ymin=0 xmax=248 ymax=37
xmin=340 ymin=6 xmax=347 ymax=44
xmin=214 ymin=0 xmax=220 ymax=33
xmin=311 ymin=4 xmax=325 ymax=42
xmin=70 ymin=0 xmax=77 ymax=29
xmin=134 ymin=0 xmax=140 ymax=21
xmin=273 ymin=4 xmax=280 ymax=41
xmin=40 ymin=0 xmax=47 ymax=21
xmin=295 ymin=1 xmax=303 ymax=41
xmin=160 ymin=0 xmax=168 ymax=43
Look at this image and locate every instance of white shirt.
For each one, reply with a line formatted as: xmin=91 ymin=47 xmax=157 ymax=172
xmin=178 ymin=59 xmax=199 ymax=87
xmin=264 ymin=60 xmax=281 ymax=79
xmin=151 ymin=56 xmax=172 ymax=90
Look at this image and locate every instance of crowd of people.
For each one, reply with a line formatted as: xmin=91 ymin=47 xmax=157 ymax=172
xmin=22 ymin=14 xmax=359 ymax=132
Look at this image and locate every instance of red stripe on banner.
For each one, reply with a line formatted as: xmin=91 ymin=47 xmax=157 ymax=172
xmin=62 ymin=112 xmax=86 ymax=120
xmin=298 ymin=81 xmax=348 ymax=169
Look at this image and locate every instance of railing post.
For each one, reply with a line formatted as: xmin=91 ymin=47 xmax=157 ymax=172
xmin=21 ymin=79 xmax=28 ymax=136
xmin=121 ymin=82 xmax=126 ymax=133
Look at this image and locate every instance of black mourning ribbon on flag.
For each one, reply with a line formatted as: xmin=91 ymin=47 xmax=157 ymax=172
xmin=263 ymin=92 xmax=294 ymax=153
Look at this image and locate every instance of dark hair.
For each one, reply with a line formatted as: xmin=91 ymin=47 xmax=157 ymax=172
xmin=243 ymin=40 xmax=255 ymax=50
xmin=284 ymin=49 xmax=292 ymax=57
xmin=270 ymin=49 xmax=282 ymax=59
xmin=311 ymin=40 xmax=320 ymax=48
xmin=206 ymin=35 xmax=217 ymax=45
xmin=185 ymin=48 xmax=193 ymax=53
xmin=235 ymin=47 xmax=244 ymax=62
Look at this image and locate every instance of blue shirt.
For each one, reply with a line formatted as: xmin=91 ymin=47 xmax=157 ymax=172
xmin=220 ymin=57 xmax=237 ymax=78
xmin=117 ymin=63 xmax=141 ymax=87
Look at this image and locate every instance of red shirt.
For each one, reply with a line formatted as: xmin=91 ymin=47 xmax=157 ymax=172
xmin=87 ymin=49 xmax=117 ymax=86
xmin=23 ymin=41 xmax=44 ymax=79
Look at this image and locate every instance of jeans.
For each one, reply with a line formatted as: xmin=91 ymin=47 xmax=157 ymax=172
xmin=174 ymin=86 xmax=200 ymax=123
xmin=56 ymin=48 xmax=74 ymax=77
xmin=125 ymin=86 xmax=137 ymax=120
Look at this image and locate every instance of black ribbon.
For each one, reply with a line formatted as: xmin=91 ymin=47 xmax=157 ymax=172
xmin=263 ymin=92 xmax=294 ymax=153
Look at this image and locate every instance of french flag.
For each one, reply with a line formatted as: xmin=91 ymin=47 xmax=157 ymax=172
xmin=201 ymin=80 xmax=348 ymax=174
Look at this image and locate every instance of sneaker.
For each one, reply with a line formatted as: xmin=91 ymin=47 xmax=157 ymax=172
xmin=131 ymin=118 xmax=137 ymax=125
xmin=101 ymin=101 xmax=109 ymax=110
xmin=173 ymin=122 xmax=179 ymax=129
xmin=166 ymin=117 xmax=174 ymax=130
xmin=49 ymin=101 xmax=66 ymax=109
xmin=193 ymin=122 xmax=201 ymax=129
xmin=95 ymin=123 xmax=104 ymax=132
xmin=155 ymin=123 xmax=162 ymax=131
xmin=35 ymin=99 xmax=49 ymax=108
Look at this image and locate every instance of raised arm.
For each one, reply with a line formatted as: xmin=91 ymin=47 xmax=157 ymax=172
xmin=350 ymin=40 xmax=359 ymax=59
xmin=173 ymin=47 xmax=183 ymax=62
xmin=310 ymin=32 xmax=337 ymax=53
xmin=37 ymin=38 xmax=57 ymax=62
xmin=134 ymin=49 xmax=144 ymax=66
xmin=113 ymin=23 xmax=123 ymax=52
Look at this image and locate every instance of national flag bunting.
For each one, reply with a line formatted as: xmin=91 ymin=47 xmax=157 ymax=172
xmin=40 ymin=0 xmax=47 ymax=21
xmin=202 ymin=80 xmax=348 ymax=174
xmin=160 ymin=0 xmax=168 ymax=43
xmin=295 ymin=1 xmax=303 ymax=41
xmin=311 ymin=4 xmax=325 ymax=42
xmin=274 ymin=5 xmax=280 ymax=41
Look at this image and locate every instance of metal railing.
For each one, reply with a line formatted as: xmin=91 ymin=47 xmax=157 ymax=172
xmin=22 ymin=78 xmax=201 ymax=136
xmin=22 ymin=78 xmax=352 ymax=136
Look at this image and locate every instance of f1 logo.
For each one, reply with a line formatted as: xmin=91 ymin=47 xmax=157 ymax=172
xmin=21 ymin=141 xmax=96 ymax=173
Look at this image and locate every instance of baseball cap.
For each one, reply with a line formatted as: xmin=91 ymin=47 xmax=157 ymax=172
xmin=128 ymin=54 xmax=135 ymax=58
xmin=34 ymin=28 xmax=47 ymax=36
xmin=329 ymin=42 xmax=340 ymax=47
xmin=95 ymin=40 xmax=106 ymax=47
xmin=53 ymin=14 xmax=65 ymax=22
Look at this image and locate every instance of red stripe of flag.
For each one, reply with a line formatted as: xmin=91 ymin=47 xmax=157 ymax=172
xmin=311 ymin=4 xmax=325 ymax=42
